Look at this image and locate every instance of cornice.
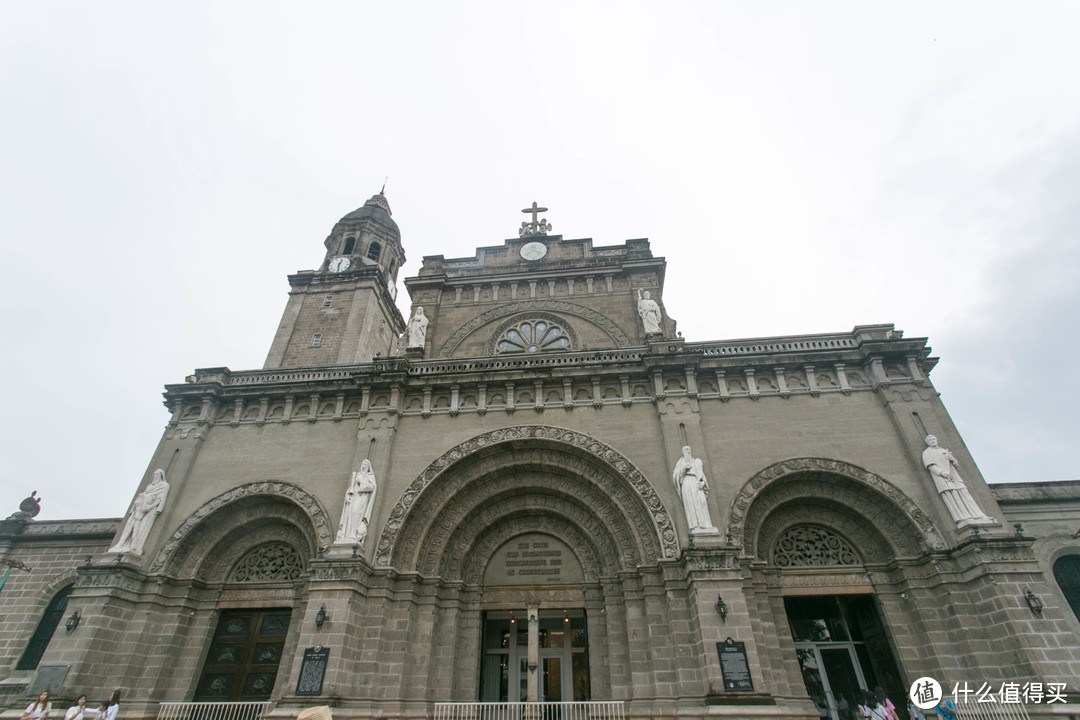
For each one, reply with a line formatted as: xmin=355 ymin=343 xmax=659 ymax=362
xmin=162 ymin=326 xmax=934 ymax=408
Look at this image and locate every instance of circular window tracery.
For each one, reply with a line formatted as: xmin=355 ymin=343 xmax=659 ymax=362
xmin=496 ymin=319 xmax=571 ymax=353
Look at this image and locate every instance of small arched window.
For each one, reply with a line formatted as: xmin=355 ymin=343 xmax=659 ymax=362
xmin=16 ymin=584 xmax=74 ymax=670
xmin=342 ymin=237 xmax=356 ymax=254
xmin=367 ymin=242 xmax=381 ymax=262
xmin=1054 ymin=555 xmax=1080 ymax=622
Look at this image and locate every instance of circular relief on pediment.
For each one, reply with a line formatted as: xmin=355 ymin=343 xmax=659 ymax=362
xmin=487 ymin=313 xmax=576 ymax=355
xmin=483 ymin=533 xmax=584 ymax=585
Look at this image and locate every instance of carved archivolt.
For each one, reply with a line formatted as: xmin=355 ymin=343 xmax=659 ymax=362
xmin=729 ymin=457 xmax=946 ymax=560
xmin=374 ymin=426 xmax=678 ymax=570
xmin=150 ymin=481 xmax=330 ymax=575
xmin=438 ymin=301 xmax=630 ymax=358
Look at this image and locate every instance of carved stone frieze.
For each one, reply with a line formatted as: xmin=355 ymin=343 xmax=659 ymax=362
xmin=682 ymin=551 xmax=740 ymax=572
xmin=21 ymin=520 xmax=121 ymax=537
xmin=729 ymin=458 xmax=946 ymax=558
xmin=374 ymin=426 xmax=678 ymax=568
xmin=150 ymin=481 xmax=330 ymax=574
xmin=952 ymin=540 xmax=1038 ymax=573
xmin=438 ymin=301 xmax=630 ymax=358
xmin=77 ymin=571 xmax=143 ymax=592
xmin=771 ymin=571 xmax=874 ymax=589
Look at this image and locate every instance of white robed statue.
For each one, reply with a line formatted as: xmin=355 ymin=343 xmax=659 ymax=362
xmin=922 ymin=435 xmax=995 ymax=528
xmin=637 ymin=289 xmax=663 ymax=335
xmin=407 ymin=307 xmax=429 ymax=349
xmin=335 ymin=459 xmax=378 ymax=545
xmin=672 ymin=446 xmax=718 ymax=534
xmin=110 ymin=469 xmax=170 ymax=555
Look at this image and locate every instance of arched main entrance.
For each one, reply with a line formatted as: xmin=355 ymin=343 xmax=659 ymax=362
xmin=375 ymin=426 xmax=677 ymax=702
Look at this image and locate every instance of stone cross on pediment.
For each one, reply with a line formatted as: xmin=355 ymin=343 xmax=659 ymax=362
xmin=519 ymin=201 xmax=552 ymax=237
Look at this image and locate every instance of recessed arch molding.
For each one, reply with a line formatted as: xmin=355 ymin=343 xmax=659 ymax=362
xmin=729 ymin=457 xmax=946 ymax=559
xmin=437 ymin=300 xmax=630 ymax=358
xmin=150 ymin=481 xmax=332 ymax=575
xmin=374 ymin=425 xmax=679 ymax=571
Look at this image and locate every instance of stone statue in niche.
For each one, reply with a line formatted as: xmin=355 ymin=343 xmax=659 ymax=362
xmin=407 ymin=306 xmax=429 ymax=349
xmin=110 ymin=468 xmax=170 ymax=555
xmin=637 ymin=289 xmax=662 ymax=336
xmin=672 ymin=446 xmax=718 ymax=535
xmin=335 ymin=459 xmax=377 ymax=545
xmin=922 ymin=435 xmax=995 ymax=528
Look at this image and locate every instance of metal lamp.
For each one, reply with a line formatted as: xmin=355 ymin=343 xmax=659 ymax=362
xmin=1024 ymin=588 xmax=1044 ymax=617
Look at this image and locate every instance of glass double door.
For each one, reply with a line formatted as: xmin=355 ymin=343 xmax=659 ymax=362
xmin=514 ymin=653 xmax=567 ymax=701
xmin=480 ymin=610 xmax=590 ymax=702
xmin=785 ymin=595 xmax=905 ymax=720
xmin=794 ymin=644 xmax=866 ymax=720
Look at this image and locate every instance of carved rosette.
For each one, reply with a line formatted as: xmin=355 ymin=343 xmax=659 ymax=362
xmin=728 ymin=457 xmax=946 ymax=556
xmin=438 ymin=301 xmax=630 ymax=358
xmin=374 ymin=426 xmax=679 ymax=567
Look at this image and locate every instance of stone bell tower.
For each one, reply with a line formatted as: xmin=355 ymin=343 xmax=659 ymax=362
xmin=263 ymin=190 xmax=407 ymax=368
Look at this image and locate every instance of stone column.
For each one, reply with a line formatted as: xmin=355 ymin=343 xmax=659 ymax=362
xmin=527 ymin=606 xmax=539 ymax=701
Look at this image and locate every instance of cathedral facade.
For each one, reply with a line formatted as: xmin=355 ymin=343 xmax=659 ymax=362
xmin=2 ymin=194 xmax=1079 ymax=720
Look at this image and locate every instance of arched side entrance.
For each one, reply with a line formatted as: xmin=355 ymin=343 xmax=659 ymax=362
xmin=730 ymin=459 xmax=946 ymax=720
xmin=373 ymin=426 xmax=682 ymax=703
xmin=148 ymin=483 xmax=326 ymax=702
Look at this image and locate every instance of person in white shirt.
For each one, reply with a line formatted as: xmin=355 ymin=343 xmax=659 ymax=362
xmin=64 ymin=696 xmax=100 ymax=720
xmin=100 ymin=691 xmax=121 ymax=720
xmin=21 ymin=690 xmax=52 ymax=720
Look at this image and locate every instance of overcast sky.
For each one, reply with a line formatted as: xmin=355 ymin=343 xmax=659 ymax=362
xmin=1 ymin=1 xmax=1077 ymax=522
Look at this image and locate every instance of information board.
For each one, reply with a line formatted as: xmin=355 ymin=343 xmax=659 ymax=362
xmin=717 ymin=638 xmax=754 ymax=692
xmin=296 ymin=645 xmax=330 ymax=696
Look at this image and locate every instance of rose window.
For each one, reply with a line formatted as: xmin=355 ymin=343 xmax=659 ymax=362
xmin=496 ymin=320 xmax=570 ymax=353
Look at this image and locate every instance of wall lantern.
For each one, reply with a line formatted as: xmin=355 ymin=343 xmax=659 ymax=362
xmin=65 ymin=610 xmax=81 ymax=633
xmin=1024 ymin=588 xmax=1044 ymax=618
xmin=715 ymin=596 xmax=728 ymax=622
xmin=315 ymin=606 xmax=329 ymax=629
